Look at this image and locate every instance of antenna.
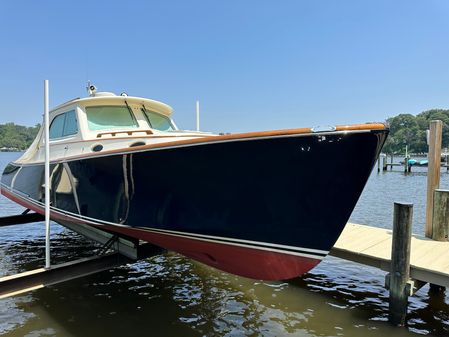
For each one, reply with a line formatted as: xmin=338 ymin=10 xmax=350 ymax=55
xmin=196 ymin=100 xmax=200 ymax=131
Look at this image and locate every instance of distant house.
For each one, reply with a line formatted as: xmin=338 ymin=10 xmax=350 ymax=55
xmin=0 ymin=147 xmax=20 ymax=152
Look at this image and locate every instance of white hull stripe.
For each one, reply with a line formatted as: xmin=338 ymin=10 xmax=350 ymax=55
xmin=138 ymin=227 xmax=325 ymax=260
xmin=1 ymin=185 xmax=328 ymax=260
xmin=135 ymin=226 xmax=328 ymax=256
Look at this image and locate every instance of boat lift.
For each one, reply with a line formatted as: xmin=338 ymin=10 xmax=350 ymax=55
xmin=0 ymin=81 xmax=164 ymax=299
xmin=0 ymin=209 xmax=163 ymax=299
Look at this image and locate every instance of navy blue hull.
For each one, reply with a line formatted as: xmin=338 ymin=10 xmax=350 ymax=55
xmin=1 ymin=129 xmax=387 ymax=279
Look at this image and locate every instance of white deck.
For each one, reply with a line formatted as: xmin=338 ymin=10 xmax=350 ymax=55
xmin=330 ymin=223 xmax=449 ymax=288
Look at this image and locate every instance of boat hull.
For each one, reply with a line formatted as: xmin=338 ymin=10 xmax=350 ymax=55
xmin=1 ymin=129 xmax=388 ymax=280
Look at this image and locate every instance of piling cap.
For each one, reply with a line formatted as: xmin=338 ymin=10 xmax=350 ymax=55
xmin=393 ymin=201 xmax=413 ymax=207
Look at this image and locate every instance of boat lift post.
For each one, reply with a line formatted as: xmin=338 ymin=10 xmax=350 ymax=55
xmin=196 ymin=100 xmax=200 ymax=131
xmin=44 ymin=80 xmax=51 ymax=269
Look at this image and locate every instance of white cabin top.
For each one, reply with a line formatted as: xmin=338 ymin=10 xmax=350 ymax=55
xmin=47 ymin=91 xmax=179 ymax=141
xmin=52 ymin=92 xmax=173 ymax=117
xmin=15 ymin=88 xmax=213 ymax=165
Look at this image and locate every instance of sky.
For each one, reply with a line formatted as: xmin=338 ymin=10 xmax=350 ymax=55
xmin=0 ymin=0 xmax=449 ymax=133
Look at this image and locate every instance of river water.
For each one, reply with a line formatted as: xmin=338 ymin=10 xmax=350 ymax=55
xmin=0 ymin=152 xmax=448 ymax=337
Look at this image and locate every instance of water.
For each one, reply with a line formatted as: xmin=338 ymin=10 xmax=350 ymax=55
xmin=0 ymin=152 xmax=448 ymax=337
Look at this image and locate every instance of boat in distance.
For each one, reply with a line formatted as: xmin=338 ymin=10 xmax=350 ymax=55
xmin=0 ymin=86 xmax=389 ymax=280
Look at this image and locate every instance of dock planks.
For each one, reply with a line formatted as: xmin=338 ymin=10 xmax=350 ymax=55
xmin=330 ymin=223 xmax=449 ymax=288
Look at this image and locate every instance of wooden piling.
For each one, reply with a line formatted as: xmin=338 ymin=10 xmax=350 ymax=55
xmin=382 ymin=156 xmax=387 ymax=171
xmin=445 ymin=148 xmax=449 ymax=172
xmin=432 ymin=189 xmax=449 ymax=241
xmin=377 ymin=156 xmax=381 ymax=173
xmin=426 ymin=120 xmax=443 ymax=238
xmin=390 ymin=153 xmax=394 ymax=170
xmin=389 ymin=202 xmax=413 ymax=326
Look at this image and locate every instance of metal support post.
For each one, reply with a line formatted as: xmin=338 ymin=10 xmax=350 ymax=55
xmin=196 ymin=100 xmax=200 ymax=131
xmin=44 ymin=80 xmax=51 ymax=269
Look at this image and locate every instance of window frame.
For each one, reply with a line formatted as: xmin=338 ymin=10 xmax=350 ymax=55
xmin=62 ymin=110 xmax=78 ymax=137
xmin=49 ymin=110 xmax=79 ymax=140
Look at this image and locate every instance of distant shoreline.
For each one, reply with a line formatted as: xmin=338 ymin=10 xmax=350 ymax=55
xmin=0 ymin=123 xmax=40 ymax=151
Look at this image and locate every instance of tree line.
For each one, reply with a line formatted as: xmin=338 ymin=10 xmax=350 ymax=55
xmin=0 ymin=123 xmax=40 ymax=150
xmin=383 ymin=109 xmax=449 ymax=154
xmin=1 ymin=109 xmax=448 ymax=153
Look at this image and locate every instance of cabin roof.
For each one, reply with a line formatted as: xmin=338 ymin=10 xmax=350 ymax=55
xmin=51 ymin=94 xmax=173 ymax=116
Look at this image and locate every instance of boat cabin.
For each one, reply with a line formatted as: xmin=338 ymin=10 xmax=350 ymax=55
xmin=17 ymin=91 xmax=207 ymax=164
xmin=48 ymin=92 xmax=177 ymax=139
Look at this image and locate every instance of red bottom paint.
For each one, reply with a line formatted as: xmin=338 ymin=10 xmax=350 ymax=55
xmin=2 ymin=188 xmax=321 ymax=280
xmin=93 ymin=223 xmax=321 ymax=280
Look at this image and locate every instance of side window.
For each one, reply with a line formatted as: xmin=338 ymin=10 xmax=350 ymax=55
xmin=49 ymin=110 xmax=78 ymax=139
xmin=63 ymin=110 xmax=78 ymax=136
xmin=49 ymin=114 xmax=65 ymax=139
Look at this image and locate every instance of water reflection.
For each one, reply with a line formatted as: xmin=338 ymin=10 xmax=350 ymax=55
xmin=408 ymin=287 xmax=449 ymax=336
xmin=0 ymin=247 xmax=435 ymax=337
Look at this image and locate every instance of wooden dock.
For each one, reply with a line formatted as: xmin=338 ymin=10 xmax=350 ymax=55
xmin=330 ymin=223 xmax=449 ymax=288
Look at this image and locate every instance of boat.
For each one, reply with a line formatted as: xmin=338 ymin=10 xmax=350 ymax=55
xmin=0 ymin=85 xmax=389 ymax=281
xmin=400 ymin=158 xmax=428 ymax=167
xmin=419 ymin=159 xmax=428 ymax=166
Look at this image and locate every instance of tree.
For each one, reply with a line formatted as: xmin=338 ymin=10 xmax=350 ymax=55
xmin=383 ymin=109 xmax=449 ymax=154
xmin=0 ymin=123 xmax=40 ymax=150
xmin=384 ymin=114 xmax=421 ymax=153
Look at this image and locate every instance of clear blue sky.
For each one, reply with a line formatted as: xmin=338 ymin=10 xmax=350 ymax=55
xmin=0 ymin=1 xmax=448 ymax=133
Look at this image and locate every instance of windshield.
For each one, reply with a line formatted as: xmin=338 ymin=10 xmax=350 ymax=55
xmin=86 ymin=106 xmax=138 ymax=131
xmin=142 ymin=108 xmax=175 ymax=131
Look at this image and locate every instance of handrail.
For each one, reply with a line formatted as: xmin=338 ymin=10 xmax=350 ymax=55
xmin=96 ymin=129 xmax=154 ymax=138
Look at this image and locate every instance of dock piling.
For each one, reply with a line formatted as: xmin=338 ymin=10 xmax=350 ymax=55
xmin=426 ymin=120 xmax=443 ymax=238
xmin=432 ymin=189 xmax=449 ymax=241
xmin=446 ymin=152 xmax=449 ymax=172
xmin=404 ymin=146 xmax=408 ymax=174
xmin=389 ymin=202 xmax=413 ymax=326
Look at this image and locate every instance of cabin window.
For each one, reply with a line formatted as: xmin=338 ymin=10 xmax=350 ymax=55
xmin=49 ymin=110 xmax=78 ymax=139
xmin=49 ymin=114 xmax=65 ymax=139
xmin=63 ymin=110 xmax=78 ymax=136
xmin=142 ymin=109 xmax=175 ymax=131
xmin=86 ymin=106 xmax=138 ymax=131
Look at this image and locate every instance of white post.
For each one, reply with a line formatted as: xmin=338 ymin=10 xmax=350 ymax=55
xmin=44 ymin=80 xmax=51 ymax=269
xmin=196 ymin=100 xmax=200 ymax=131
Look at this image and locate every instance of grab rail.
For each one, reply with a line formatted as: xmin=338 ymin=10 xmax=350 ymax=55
xmin=96 ymin=129 xmax=153 ymax=138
